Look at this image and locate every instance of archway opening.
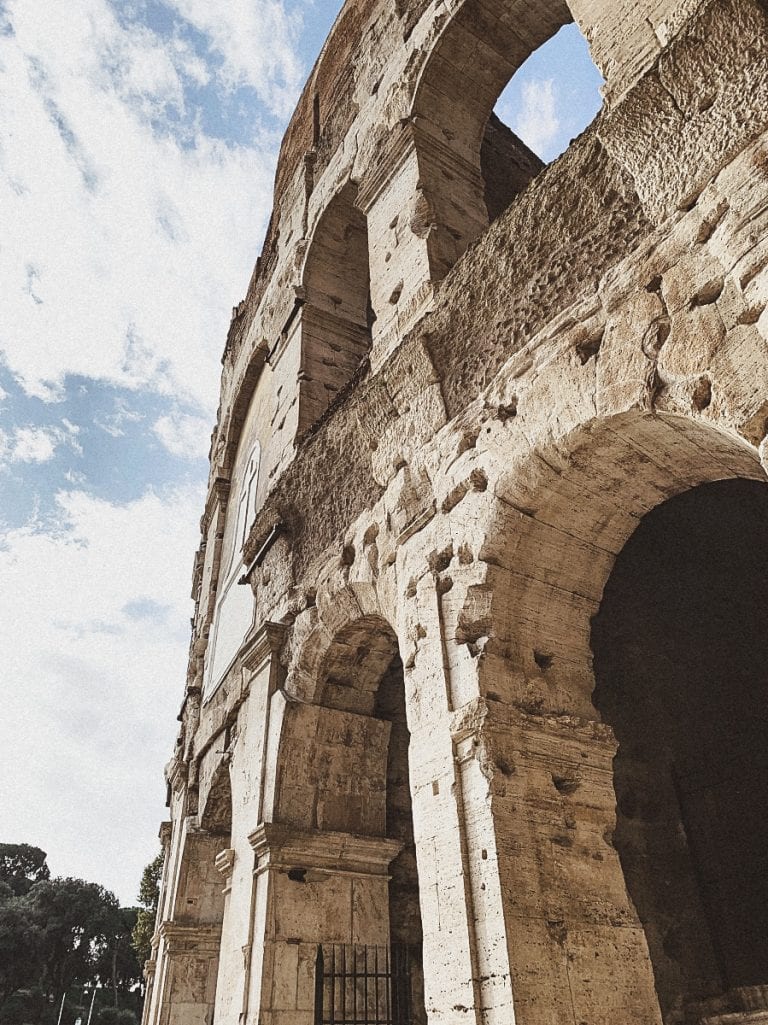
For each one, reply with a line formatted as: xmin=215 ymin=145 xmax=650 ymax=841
xmin=592 ymin=478 xmax=768 ymax=1022
xmin=487 ymin=22 xmax=603 ymax=216
xmin=411 ymin=0 xmax=604 ymax=273
xmin=318 ymin=617 xmax=427 ymax=1024
xmin=300 ymin=181 xmax=372 ymax=432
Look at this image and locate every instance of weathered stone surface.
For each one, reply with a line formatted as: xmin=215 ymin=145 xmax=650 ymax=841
xmin=143 ymin=2 xmax=768 ymax=1024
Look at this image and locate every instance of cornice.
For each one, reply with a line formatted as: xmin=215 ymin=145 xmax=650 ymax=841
xmin=248 ymin=823 xmax=402 ymax=877
xmin=240 ymin=620 xmax=288 ymax=674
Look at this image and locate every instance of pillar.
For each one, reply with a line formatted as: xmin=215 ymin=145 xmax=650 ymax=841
xmin=244 ymin=823 xmax=402 ymax=1025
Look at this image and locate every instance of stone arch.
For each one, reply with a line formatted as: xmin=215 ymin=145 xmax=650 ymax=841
xmin=298 ymin=181 xmax=372 ymax=432
xmin=284 ymin=581 xmax=391 ymax=704
xmin=476 ymin=408 xmax=768 ymax=1023
xmin=591 ymin=476 xmax=768 ymax=1021
xmin=270 ymin=607 xmax=427 ymax=1022
xmin=481 ymin=410 xmax=766 ymax=718
xmin=408 ymin=0 xmax=591 ymax=276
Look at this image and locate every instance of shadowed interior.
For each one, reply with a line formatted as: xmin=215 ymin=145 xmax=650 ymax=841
xmin=592 ymin=478 xmax=768 ymax=1022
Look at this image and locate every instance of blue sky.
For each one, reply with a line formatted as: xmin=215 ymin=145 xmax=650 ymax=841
xmin=0 ymin=0 xmax=601 ymax=905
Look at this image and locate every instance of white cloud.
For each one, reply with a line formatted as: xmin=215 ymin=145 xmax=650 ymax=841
xmin=513 ymin=78 xmax=560 ymax=160
xmin=0 ymin=421 xmax=81 ymax=465
xmin=165 ymin=0 xmax=304 ymax=118
xmin=0 ymin=484 xmax=202 ymax=902
xmin=153 ymin=409 xmax=212 ymax=460
xmin=0 ymin=0 xmax=280 ymax=414
xmin=10 ymin=426 xmax=57 ymax=463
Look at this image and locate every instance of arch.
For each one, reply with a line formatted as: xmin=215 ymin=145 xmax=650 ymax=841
xmin=284 ymin=581 xmax=391 ymax=704
xmin=483 ymin=410 xmax=766 ymax=718
xmin=411 ymin=0 xmax=572 ymax=163
xmin=203 ymin=443 xmax=260 ymax=701
xmin=477 ymin=409 xmax=768 ymax=1022
xmin=408 ymin=0 xmax=599 ymax=275
xmin=298 ymin=181 xmax=372 ymax=432
xmin=591 ymin=477 xmax=768 ymax=1021
xmin=272 ymin=611 xmax=427 ymax=1022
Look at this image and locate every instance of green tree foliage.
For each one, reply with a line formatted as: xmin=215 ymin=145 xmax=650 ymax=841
xmin=0 ymin=843 xmax=50 ymax=896
xmin=0 ymin=885 xmax=40 ymax=1010
xmin=95 ymin=907 xmax=143 ymax=1006
xmin=131 ymin=852 xmax=163 ymax=967
xmin=27 ymin=878 xmax=121 ymax=1000
xmin=0 ymin=845 xmax=151 ymax=1024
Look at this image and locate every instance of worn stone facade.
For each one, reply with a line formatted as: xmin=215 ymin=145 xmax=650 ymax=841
xmin=141 ymin=1 xmax=768 ymax=1023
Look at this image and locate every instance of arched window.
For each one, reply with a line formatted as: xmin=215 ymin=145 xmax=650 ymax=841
xmin=203 ymin=441 xmax=261 ymax=698
xmin=410 ymin=0 xmax=604 ymax=276
xmin=298 ymin=182 xmax=372 ymax=433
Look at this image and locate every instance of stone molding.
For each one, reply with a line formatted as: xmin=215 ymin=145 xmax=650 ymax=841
xmin=248 ymin=823 xmax=402 ymax=878
xmin=240 ymin=620 xmax=287 ymax=675
xmin=158 ymin=921 xmax=223 ymax=954
xmin=215 ymin=847 xmax=236 ymax=878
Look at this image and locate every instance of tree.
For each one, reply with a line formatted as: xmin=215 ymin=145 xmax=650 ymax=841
xmin=26 ymin=877 xmax=121 ymax=1001
xmin=95 ymin=907 xmax=143 ymax=1008
xmin=131 ymin=852 xmax=163 ymax=968
xmin=0 ymin=885 xmax=40 ymax=1011
xmin=0 ymin=843 xmax=50 ymax=896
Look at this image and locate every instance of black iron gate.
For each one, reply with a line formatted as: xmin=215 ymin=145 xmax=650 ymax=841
xmin=314 ymin=944 xmax=414 ymax=1025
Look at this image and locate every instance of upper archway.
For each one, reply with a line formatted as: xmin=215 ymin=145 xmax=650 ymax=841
xmin=408 ymin=0 xmax=601 ymax=278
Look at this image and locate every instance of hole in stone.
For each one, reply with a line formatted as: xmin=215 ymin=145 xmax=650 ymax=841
xmin=575 ymin=330 xmax=604 ymax=365
xmin=534 ymin=650 xmax=554 ymax=670
xmin=552 ymin=774 xmax=580 ymax=796
xmin=288 ymin=868 xmax=307 ymax=883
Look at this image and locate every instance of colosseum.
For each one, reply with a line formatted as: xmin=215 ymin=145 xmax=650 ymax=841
xmin=141 ymin=1 xmax=768 ymax=1022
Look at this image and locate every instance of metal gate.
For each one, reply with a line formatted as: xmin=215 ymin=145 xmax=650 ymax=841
xmin=314 ymin=944 xmax=414 ymax=1025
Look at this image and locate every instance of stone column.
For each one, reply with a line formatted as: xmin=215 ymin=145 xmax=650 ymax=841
xmin=153 ymin=923 xmax=222 ymax=1025
xmin=142 ymin=821 xmax=175 ymax=1025
xmin=357 ymin=122 xmax=443 ymax=369
xmin=475 ymin=700 xmax=664 ymax=1025
xmin=244 ymin=823 xmax=402 ymax=1025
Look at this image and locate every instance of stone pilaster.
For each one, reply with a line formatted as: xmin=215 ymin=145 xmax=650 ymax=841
xmin=241 ymin=823 xmax=402 ymax=1025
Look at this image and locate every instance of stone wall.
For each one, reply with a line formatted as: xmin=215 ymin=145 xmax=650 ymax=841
xmin=143 ymin=1 xmax=768 ymax=1023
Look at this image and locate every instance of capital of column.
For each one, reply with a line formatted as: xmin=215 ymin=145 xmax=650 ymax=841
xmin=248 ymin=823 xmax=402 ymax=879
xmin=158 ymin=920 xmax=222 ymax=955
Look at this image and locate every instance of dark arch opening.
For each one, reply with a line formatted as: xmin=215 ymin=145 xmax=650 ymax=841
xmin=319 ymin=618 xmax=427 ymax=1024
xmin=300 ymin=182 xmax=372 ymax=433
xmin=592 ymin=478 xmax=768 ymax=1022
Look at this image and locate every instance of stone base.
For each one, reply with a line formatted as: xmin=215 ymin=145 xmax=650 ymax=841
xmin=696 ymin=986 xmax=768 ymax=1024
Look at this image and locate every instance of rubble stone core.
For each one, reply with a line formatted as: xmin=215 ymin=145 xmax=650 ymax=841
xmin=142 ymin=1 xmax=768 ymax=1023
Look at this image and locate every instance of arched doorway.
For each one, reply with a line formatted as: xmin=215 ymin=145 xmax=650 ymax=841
xmin=592 ymin=478 xmax=768 ymax=1023
xmin=317 ymin=616 xmax=428 ymax=1025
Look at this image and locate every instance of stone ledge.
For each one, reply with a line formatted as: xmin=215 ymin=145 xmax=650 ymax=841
xmin=248 ymin=823 xmax=402 ymax=878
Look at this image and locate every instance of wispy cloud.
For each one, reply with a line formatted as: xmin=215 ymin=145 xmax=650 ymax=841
xmin=513 ymin=78 xmax=560 ymax=160
xmin=0 ymin=485 xmax=201 ymax=901
xmin=0 ymin=0 xmax=279 ymax=412
xmin=153 ymin=409 xmax=211 ymax=460
xmin=164 ymin=0 xmax=305 ymax=118
xmin=0 ymin=421 xmax=82 ymax=466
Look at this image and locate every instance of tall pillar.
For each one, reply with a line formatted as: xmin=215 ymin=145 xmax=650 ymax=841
xmin=153 ymin=923 xmax=222 ymax=1025
xmin=476 ymin=700 xmax=664 ymax=1025
xmin=244 ymin=824 xmax=402 ymax=1025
